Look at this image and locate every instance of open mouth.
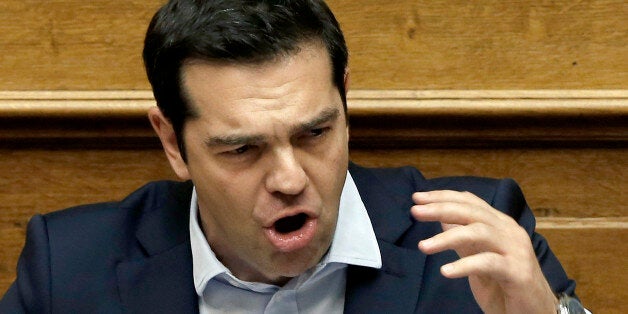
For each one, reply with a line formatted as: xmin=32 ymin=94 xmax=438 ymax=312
xmin=264 ymin=212 xmax=317 ymax=252
xmin=274 ymin=213 xmax=308 ymax=234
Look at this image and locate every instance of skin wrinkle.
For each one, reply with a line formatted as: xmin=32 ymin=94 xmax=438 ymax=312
xmin=204 ymin=107 xmax=339 ymax=149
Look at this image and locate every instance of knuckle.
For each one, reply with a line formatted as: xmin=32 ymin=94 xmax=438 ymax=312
xmin=469 ymin=222 xmax=492 ymax=241
xmin=478 ymin=252 xmax=495 ymax=265
xmin=479 ymin=253 xmax=503 ymax=274
xmin=512 ymin=225 xmax=531 ymax=242
xmin=461 ymin=191 xmax=475 ymax=199
xmin=456 ymin=223 xmax=489 ymax=253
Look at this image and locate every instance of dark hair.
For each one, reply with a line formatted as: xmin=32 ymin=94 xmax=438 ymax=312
xmin=143 ymin=0 xmax=348 ymax=159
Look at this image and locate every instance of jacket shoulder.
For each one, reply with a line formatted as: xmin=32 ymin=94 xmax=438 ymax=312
xmin=349 ymin=162 xmax=506 ymax=197
xmin=349 ymin=162 xmax=523 ymax=214
xmin=44 ymin=180 xmax=186 ymax=230
xmin=38 ymin=180 xmax=192 ymax=264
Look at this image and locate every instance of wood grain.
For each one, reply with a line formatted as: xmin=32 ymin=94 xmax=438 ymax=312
xmin=351 ymin=148 xmax=627 ymax=218
xmin=0 ymin=0 xmax=163 ymax=90
xmin=1 ymin=1 xmax=626 ymax=90
xmin=2 ymin=89 xmax=627 ymax=118
xmin=328 ymin=0 xmax=628 ymax=89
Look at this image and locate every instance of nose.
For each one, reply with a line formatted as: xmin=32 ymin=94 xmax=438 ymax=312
xmin=264 ymin=147 xmax=308 ymax=196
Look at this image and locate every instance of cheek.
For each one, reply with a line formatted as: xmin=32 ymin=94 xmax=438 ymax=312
xmin=190 ymin=164 xmax=262 ymax=222
xmin=187 ymin=146 xmax=258 ymax=196
xmin=328 ymin=133 xmax=349 ymax=174
xmin=195 ymin=179 xmax=262 ymax=244
xmin=312 ymin=138 xmax=348 ymax=198
xmin=201 ymin=175 xmax=259 ymax=212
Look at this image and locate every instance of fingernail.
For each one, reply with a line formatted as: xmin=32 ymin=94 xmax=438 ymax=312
xmin=441 ymin=264 xmax=454 ymax=274
xmin=413 ymin=192 xmax=431 ymax=204
xmin=413 ymin=192 xmax=427 ymax=199
xmin=419 ymin=238 xmax=433 ymax=249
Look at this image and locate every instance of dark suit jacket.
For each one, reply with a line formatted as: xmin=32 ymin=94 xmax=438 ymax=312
xmin=1 ymin=163 xmax=576 ymax=313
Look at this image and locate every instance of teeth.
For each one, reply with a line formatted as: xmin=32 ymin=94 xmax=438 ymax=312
xmin=274 ymin=213 xmax=308 ymax=234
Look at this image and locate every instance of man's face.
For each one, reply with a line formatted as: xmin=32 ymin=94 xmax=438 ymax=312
xmin=177 ymin=44 xmax=349 ymax=285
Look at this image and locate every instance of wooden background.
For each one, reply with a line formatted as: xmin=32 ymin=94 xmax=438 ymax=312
xmin=2 ymin=0 xmax=627 ymax=90
xmin=1 ymin=0 xmax=626 ymax=312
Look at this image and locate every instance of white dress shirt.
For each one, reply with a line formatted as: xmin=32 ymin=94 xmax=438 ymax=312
xmin=189 ymin=171 xmax=382 ymax=313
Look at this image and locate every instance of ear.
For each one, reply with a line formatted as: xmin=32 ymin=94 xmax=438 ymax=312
xmin=148 ymin=107 xmax=191 ymax=180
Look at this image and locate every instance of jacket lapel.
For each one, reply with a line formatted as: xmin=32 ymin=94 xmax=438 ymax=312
xmin=345 ymin=164 xmax=428 ymax=314
xmin=116 ymin=181 xmax=199 ymax=313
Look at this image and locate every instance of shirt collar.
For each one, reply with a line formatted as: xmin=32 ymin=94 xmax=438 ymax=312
xmin=189 ymin=171 xmax=382 ymax=295
xmin=324 ymin=171 xmax=382 ymax=268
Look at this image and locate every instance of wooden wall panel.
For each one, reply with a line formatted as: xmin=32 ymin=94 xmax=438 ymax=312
xmin=329 ymin=0 xmax=627 ymax=89
xmin=0 ymin=0 xmax=163 ymax=90
xmin=351 ymin=148 xmax=627 ymax=218
xmin=1 ymin=0 xmax=626 ymax=90
xmin=537 ymin=225 xmax=628 ymax=314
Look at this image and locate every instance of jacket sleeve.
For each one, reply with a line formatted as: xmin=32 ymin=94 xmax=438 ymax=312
xmin=0 ymin=215 xmax=52 ymax=314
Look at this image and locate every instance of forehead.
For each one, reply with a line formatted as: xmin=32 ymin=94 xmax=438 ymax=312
xmin=180 ymin=43 xmax=336 ymax=117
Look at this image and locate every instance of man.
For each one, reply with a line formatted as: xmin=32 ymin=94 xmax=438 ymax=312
xmin=1 ymin=0 xmax=586 ymax=313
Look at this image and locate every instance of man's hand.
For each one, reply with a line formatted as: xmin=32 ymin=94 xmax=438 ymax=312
xmin=411 ymin=190 xmax=557 ymax=314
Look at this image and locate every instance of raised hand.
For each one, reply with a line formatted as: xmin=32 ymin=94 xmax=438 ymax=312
xmin=411 ymin=190 xmax=557 ymax=314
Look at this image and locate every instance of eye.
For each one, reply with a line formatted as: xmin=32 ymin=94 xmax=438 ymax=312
xmin=219 ymin=144 xmax=261 ymax=162
xmin=309 ymin=127 xmax=328 ymax=137
xmin=230 ymin=145 xmax=251 ymax=155
xmin=297 ymin=127 xmax=330 ymax=146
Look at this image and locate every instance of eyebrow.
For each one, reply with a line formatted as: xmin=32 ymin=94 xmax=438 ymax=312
xmin=205 ymin=133 xmax=265 ymax=147
xmin=204 ymin=106 xmax=341 ymax=147
xmin=290 ymin=106 xmax=340 ymax=135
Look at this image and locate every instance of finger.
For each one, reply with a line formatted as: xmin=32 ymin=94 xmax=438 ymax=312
xmin=413 ymin=190 xmax=514 ymax=223
xmin=439 ymin=252 xmax=510 ymax=281
xmin=418 ymin=222 xmax=504 ymax=257
xmin=413 ymin=190 xmax=488 ymax=208
xmin=411 ymin=200 xmax=500 ymax=227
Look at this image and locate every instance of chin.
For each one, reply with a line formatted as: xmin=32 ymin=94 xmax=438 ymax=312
xmin=259 ymin=262 xmax=310 ymax=286
xmin=269 ymin=248 xmax=325 ymax=279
